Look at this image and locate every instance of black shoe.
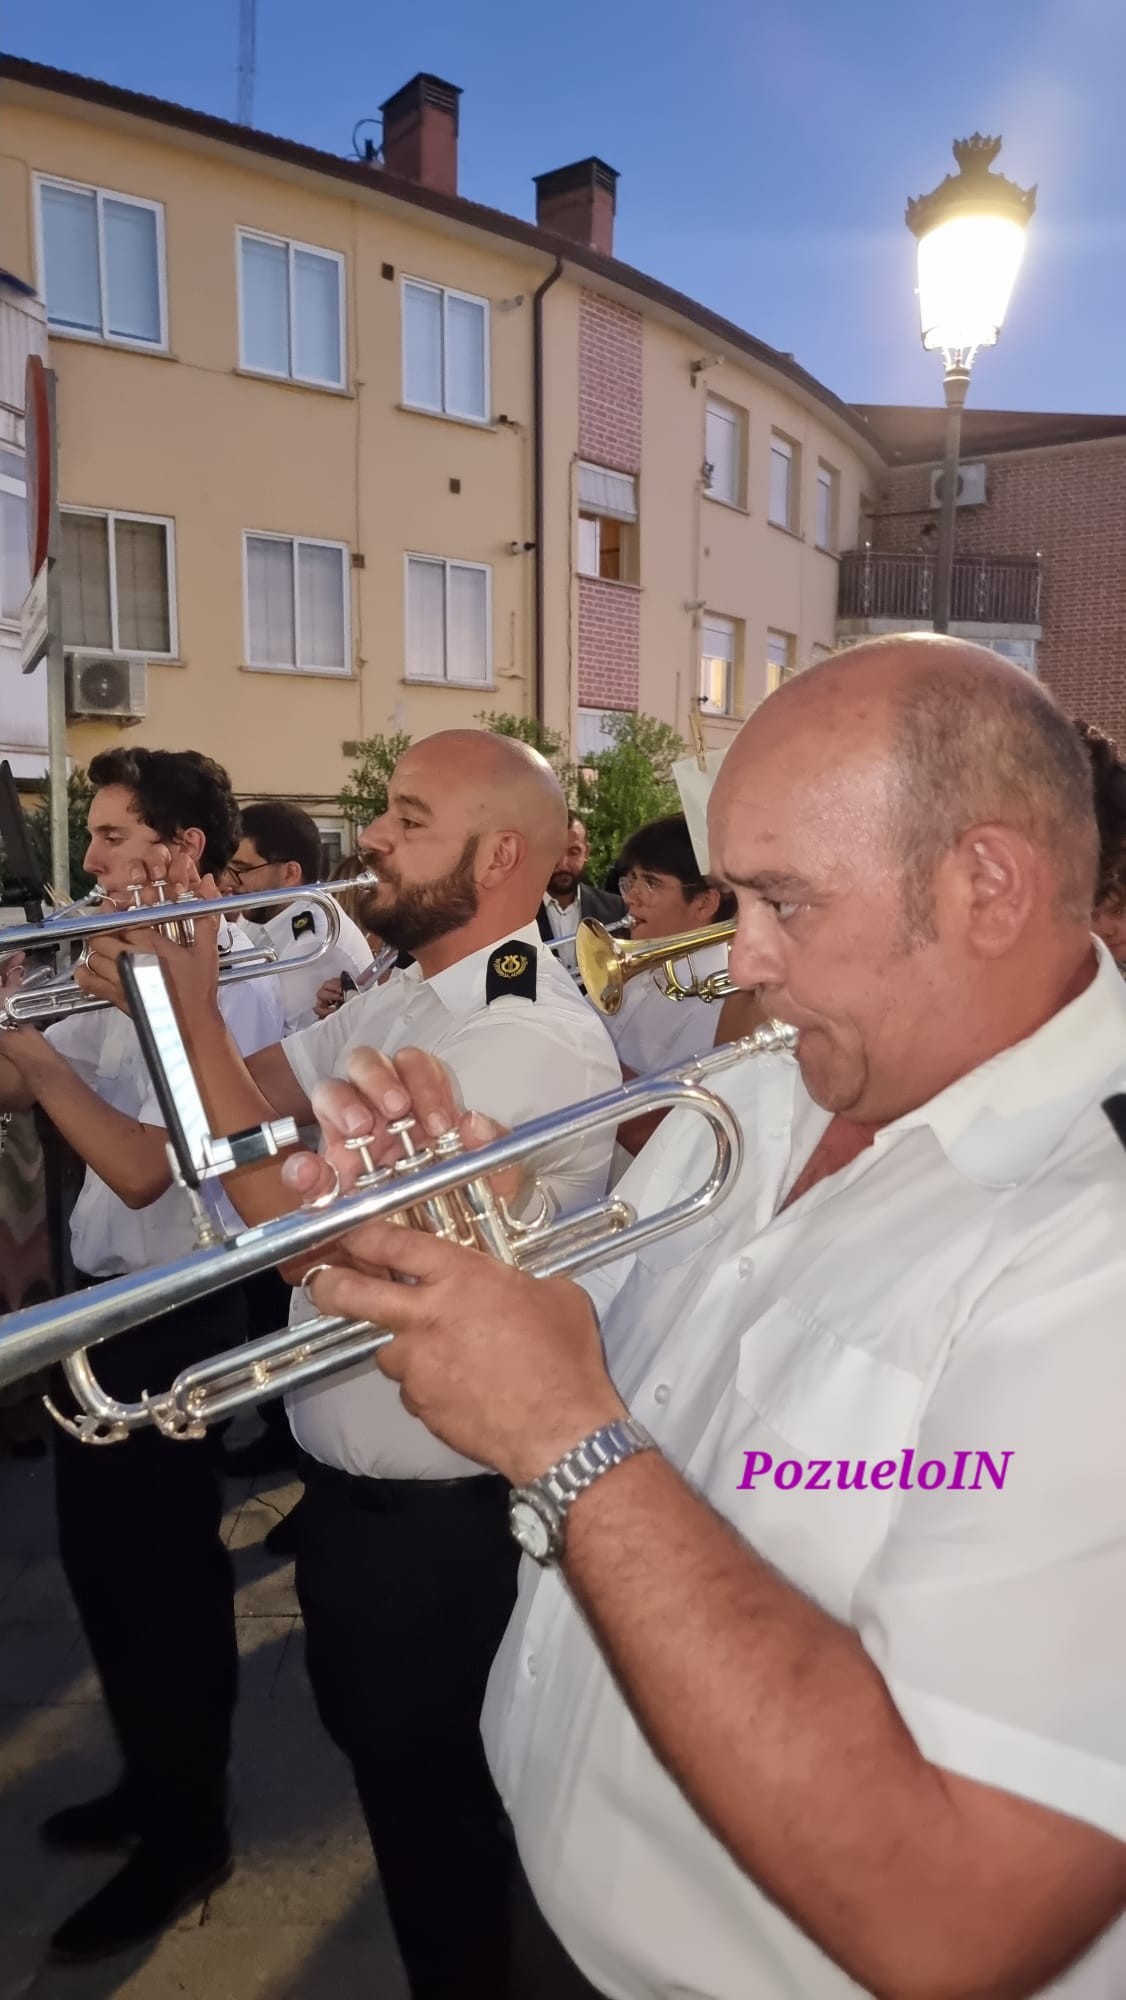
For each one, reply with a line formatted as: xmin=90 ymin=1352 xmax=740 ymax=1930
xmin=221 ymin=1429 xmax=298 ymax=1478
xmin=48 ymin=1842 xmax=232 ymax=1962
xmin=41 ymin=1784 xmax=139 ymax=1855
xmin=263 ymin=1496 xmax=304 ymax=1556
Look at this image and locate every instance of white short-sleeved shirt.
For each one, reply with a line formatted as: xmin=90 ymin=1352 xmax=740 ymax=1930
xmin=45 ymin=930 xmax=282 ymax=1278
xmin=282 ymin=922 xmax=621 ymax=1479
xmin=236 ymin=899 xmax=373 ymax=1033
xmin=604 ymin=940 xmax=727 ymax=1075
xmin=483 ymin=941 xmax=1126 ymax=2000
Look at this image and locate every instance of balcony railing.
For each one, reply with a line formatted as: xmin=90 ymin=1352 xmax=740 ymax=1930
xmin=838 ymin=550 xmax=1042 ymax=627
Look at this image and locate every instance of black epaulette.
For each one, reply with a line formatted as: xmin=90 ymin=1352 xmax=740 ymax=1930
xmin=292 ymin=910 xmax=316 ymax=940
xmin=1104 ymin=1094 xmax=1126 ymax=1154
xmin=486 ymin=941 xmax=537 ymax=1004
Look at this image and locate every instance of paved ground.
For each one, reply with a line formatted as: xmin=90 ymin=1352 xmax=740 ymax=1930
xmin=0 ymin=1446 xmax=409 ymax=2000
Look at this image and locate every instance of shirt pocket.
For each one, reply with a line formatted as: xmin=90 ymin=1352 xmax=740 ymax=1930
xmin=702 ymin=1297 xmax=927 ymax=1617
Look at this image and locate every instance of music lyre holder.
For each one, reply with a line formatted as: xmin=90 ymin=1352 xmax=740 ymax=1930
xmin=117 ymin=953 xmax=300 ymax=1244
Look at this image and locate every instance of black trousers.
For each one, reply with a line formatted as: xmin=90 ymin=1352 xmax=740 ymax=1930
xmin=295 ymin=1451 xmax=521 ymax=2000
xmin=52 ymin=1282 xmax=245 ymax=1858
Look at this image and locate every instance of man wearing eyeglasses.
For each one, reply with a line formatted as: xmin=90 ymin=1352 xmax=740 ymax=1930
xmin=536 ymin=814 xmax=624 ymax=981
xmin=223 ymin=802 xmax=373 ymax=1034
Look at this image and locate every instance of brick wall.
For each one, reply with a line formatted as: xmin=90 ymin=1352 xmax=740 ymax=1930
xmin=578 ymin=577 xmax=640 ymax=708
xmin=871 ymin=441 xmax=1126 ymax=741
xmin=578 ymin=290 xmax=643 ymax=473
xmin=577 ymin=290 xmax=643 ymax=709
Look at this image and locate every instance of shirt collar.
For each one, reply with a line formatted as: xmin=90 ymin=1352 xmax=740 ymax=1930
xmin=399 ymin=921 xmax=544 ymax=1019
xmin=875 ymin=939 xmax=1126 ymax=1188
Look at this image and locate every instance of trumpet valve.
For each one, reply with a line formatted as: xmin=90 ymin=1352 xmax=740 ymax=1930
xmin=343 ymin=1132 xmax=388 ymax=1188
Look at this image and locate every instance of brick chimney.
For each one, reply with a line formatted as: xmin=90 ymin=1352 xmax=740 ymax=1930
xmin=534 ymin=158 xmax=618 ymax=257
xmin=379 ymin=74 xmax=461 ymax=197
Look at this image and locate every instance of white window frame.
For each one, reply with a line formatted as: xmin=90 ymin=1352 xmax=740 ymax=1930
xmin=35 ymin=174 xmax=168 ymax=351
xmin=815 ymin=462 xmax=838 ymax=552
xmin=704 ymin=397 xmax=745 ymax=509
xmin=401 ymin=278 xmax=491 ymax=422
xmin=700 ymin=613 xmax=738 ymax=717
xmin=242 ymin=530 xmax=352 ymax=676
xmin=61 ymin=505 xmax=178 ymax=658
xmin=0 ymin=449 xmax=27 ymax=634
xmin=235 ymin=227 xmax=346 ymax=389
xmin=576 ymin=707 xmax=621 ymax=758
xmin=769 ymin=433 xmax=796 ymax=532
xmin=404 ymin=552 xmax=493 ymax=687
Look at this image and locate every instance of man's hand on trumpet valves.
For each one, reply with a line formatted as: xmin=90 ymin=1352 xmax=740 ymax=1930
xmin=73 ymin=849 xmax=224 ymax=1016
xmin=279 ymin=1044 xmax=626 ymax=1485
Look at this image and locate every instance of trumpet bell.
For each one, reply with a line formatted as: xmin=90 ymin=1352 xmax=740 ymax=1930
xmin=576 ymin=917 xmax=738 ymax=1016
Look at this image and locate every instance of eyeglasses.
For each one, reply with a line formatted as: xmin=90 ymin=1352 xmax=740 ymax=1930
xmin=226 ymin=860 xmax=273 ymax=888
xmin=618 ymin=870 xmax=670 ymax=901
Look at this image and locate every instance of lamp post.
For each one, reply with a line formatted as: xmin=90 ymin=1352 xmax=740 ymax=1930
xmin=906 ymin=136 xmax=1035 ymax=634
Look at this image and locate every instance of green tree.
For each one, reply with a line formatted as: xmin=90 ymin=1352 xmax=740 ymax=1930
xmin=335 ymin=732 xmax=413 ymax=831
xmin=0 ymin=769 xmax=95 ymax=904
xmin=576 ymin=713 xmax=687 ymax=884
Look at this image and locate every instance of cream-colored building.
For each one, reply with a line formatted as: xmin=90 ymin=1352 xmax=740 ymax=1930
xmin=0 ymin=57 xmax=883 ymax=844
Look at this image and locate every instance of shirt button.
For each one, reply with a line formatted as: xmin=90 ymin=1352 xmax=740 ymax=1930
xmin=738 ymin=1256 xmax=755 ymax=1279
xmin=653 ymin=1383 xmax=671 ymax=1405
xmin=526 ymin=1653 xmax=538 ymax=1679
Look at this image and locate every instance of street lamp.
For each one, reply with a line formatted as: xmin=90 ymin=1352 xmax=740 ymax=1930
xmin=906 ymin=136 xmax=1036 ymax=633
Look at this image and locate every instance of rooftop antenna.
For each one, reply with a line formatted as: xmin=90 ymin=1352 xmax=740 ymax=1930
xmin=237 ymin=0 xmax=256 ymax=126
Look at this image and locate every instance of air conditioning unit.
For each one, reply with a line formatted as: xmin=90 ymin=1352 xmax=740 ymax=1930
xmin=66 ymin=654 xmax=148 ymax=721
xmin=929 ymin=461 xmax=987 ymax=509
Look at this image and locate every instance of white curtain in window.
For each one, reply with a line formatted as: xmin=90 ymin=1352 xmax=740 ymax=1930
xmin=247 ymin=536 xmax=295 ymax=666
xmin=447 ymin=564 xmax=488 ymax=682
xmin=293 ymin=249 xmax=342 ymax=385
xmin=706 ymin=402 xmax=739 ymax=505
xmin=403 ymin=284 xmax=443 ymax=411
xmin=769 ymin=441 xmax=792 ymax=528
xmin=297 ymin=542 xmax=346 ymax=670
xmin=114 ymin=519 xmax=170 ymax=653
xmin=103 ymin=199 xmax=161 ymax=343
xmin=445 ymin=294 xmax=487 ymax=420
xmin=41 ymin=184 xmax=101 ymax=334
xmin=241 ymin=237 xmax=290 ymax=376
xmin=61 ymin=514 xmax=113 ymax=650
xmin=406 ymin=557 xmax=446 ymax=678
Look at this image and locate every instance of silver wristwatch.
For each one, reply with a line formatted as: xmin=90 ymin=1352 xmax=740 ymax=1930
xmin=508 ymin=1415 xmax=656 ymax=1567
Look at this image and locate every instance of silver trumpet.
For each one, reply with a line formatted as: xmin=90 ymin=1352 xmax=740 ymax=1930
xmin=0 ymin=875 xmax=378 ymax=1027
xmin=0 ymin=949 xmax=797 ymax=1442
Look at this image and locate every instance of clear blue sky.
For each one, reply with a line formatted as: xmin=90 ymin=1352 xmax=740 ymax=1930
xmin=7 ymin=0 xmax=1125 ymax=413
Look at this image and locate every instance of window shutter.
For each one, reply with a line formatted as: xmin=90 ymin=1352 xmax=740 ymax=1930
xmin=577 ymin=463 xmax=638 ymax=521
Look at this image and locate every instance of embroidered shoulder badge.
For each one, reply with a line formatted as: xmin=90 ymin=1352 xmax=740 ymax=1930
xmin=291 ymin=910 xmax=316 ymax=940
xmin=486 ymin=941 xmax=538 ymax=1004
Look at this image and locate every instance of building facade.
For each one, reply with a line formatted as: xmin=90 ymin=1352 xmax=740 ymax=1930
xmin=0 ymin=58 xmax=879 ymax=841
xmin=843 ymin=406 xmax=1126 ymax=742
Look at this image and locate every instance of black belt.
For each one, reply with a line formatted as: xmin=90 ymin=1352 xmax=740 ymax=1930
xmin=299 ymin=1449 xmax=507 ymax=1512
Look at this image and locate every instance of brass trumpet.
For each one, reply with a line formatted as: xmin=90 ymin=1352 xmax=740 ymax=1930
xmin=0 ymin=945 xmax=797 ymax=1441
xmin=0 ymin=875 xmax=378 ymax=1027
xmin=576 ymin=917 xmax=737 ymax=1016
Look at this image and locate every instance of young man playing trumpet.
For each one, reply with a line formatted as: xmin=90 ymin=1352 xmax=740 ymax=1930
xmin=78 ymin=729 xmax=619 ymax=1999
xmin=0 ymin=747 xmax=280 ymax=1963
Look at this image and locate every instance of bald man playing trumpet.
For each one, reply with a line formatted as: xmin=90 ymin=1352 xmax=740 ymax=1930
xmin=278 ymin=642 xmax=1126 ymax=2000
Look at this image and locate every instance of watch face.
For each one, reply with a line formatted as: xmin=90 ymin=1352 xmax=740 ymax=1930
xmin=510 ymin=1496 xmax=554 ymax=1563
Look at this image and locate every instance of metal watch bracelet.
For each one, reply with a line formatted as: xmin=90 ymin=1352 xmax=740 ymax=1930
xmin=508 ymin=1415 xmax=656 ymax=1565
